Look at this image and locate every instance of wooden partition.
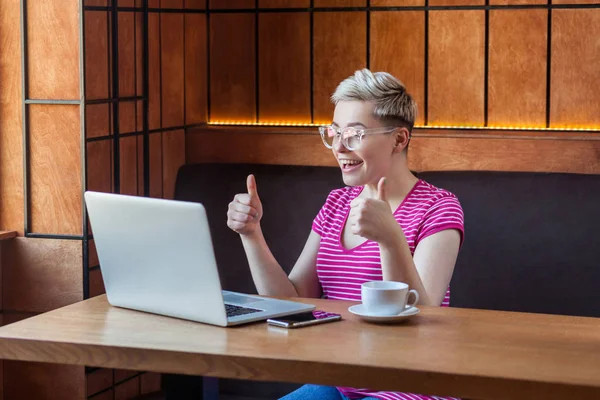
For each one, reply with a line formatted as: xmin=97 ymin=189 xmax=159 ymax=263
xmin=188 ymin=0 xmax=600 ymax=170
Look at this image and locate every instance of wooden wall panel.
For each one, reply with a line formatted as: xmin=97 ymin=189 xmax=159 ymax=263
xmin=550 ymin=9 xmax=600 ymax=129
xmin=162 ymin=130 xmax=186 ymax=200
xmin=0 ymin=0 xmax=24 ymax=234
xmin=186 ymin=127 xmax=600 ymax=174
xmin=2 ymin=238 xmax=83 ymax=313
xmin=316 ymin=0 xmax=366 ymax=6
xmin=161 ymin=13 xmax=185 ymax=128
xmin=115 ymin=376 xmax=140 ymax=400
xmin=3 ymin=362 xmax=84 ymax=400
xmin=186 ymin=129 xmax=335 ymax=166
xmin=371 ymin=11 xmax=425 ymax=126
xmin=119 ymin=102 xmax=136 ymax=134
xmin=120 ymin=137 xmax=138 ymax=196
xmin=85 ymin=11 xmax=110 ymax=100
xmin=89 ymin=389 xmax=114 ymax=400
xmin=141 ymin=372 xmax=162 ymax=394
xmin=259 ymin=0 xmax=310 ymax=7
xmin=136 ymin=12 xmax=144 ymax=97
xmin=137 ymin=135 xmax=145 ymax=195
xmin=429 ymin=0 xmax=484 ymax=4
xmin=89 ymin=268 xmax=106 ymax=298
xmin=148 ymin=12 xmax=161 ymax=130
xmin=428 ymin=10 xmax=485 ymax=126
xmin=87 ymin=369 xmax=113 ymax=397
xmin=210 ymin=0 xmax=254 ymax=8
xmin=29 ymin=105 xmax=82 ymax=235
xmin=186 ymin=0 xmax=206 ymax=9
xmin=87 ymin=140 xmax=113 ymax=194
xmin=150 ymin=133 xmax=164 ymax=198
xmin=162 ymin=0 xmax=183 ymax=7
xmin=209 ymin=14 xmax=256 ymax=122
xmin=86 ymin=104 xmax=111 ymax=139
xmin=118 ymin=12 xmax=136 ymax=98
xmin=490 ymin=0 xmax=546 ymax=4
xmin=313 ymin=11 xmax=366 ymax=124
xmin=114 ymin=369 xmax=137 ymax=383
xmin=258 ymin=13 xmax=311 ymax=123
xmin=553 ymin=0 xmax=598 ymax=4
xmin=408 ymin=135 xmax=600 ymax=174
xmin=488 ymin=9 xmax=547 ymax=127
xmin=89 ymin=239 xmax=99 ymax=268
xmin=370 ymin=0 xmax=423 ymax=5
xmin=185 ymin=13 xmax=207 ymax=125
xmin=27 ymin=0 xmax=80 ymax=100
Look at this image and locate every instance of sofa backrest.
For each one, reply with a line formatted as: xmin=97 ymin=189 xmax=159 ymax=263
xmin=175 ymin=163 xmax=600 ymax=317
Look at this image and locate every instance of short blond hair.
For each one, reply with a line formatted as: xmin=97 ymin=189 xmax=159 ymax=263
xmin=331 ymin=69 xmax=417 ymax=131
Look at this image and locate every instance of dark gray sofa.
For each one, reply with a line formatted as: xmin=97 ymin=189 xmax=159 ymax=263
xmin=170 ymin=163 xmax=600 ymax=399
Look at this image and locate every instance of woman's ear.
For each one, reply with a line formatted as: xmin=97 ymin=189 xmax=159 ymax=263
xmin=392 ymin=128 xmax=410 ymax=153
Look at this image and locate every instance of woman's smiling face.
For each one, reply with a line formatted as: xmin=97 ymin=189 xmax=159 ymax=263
xmin=331 ymin=100 xmax=398 ymax=187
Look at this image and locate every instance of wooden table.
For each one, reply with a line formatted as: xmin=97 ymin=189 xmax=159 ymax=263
xmin=0 ymin=295 xmax=599 ymax=400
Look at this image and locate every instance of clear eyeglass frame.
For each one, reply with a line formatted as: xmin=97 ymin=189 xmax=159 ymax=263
xmin=318 ymin=125 xmax=398 ymax=151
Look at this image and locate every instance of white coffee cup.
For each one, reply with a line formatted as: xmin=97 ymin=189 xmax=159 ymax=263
xmin=361 ymin=281 xmax=419 ymax=316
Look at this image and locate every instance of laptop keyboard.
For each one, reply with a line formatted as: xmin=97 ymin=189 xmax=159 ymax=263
xmin=225 ymin=303 xmax=262 ymax=318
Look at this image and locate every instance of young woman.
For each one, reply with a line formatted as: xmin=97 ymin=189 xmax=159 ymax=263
xmin=227 ymin=69 xmax=464 ymax=400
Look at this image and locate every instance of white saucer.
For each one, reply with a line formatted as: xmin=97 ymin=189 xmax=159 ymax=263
xmin=348 ymin=304 xmax=420 ymax=324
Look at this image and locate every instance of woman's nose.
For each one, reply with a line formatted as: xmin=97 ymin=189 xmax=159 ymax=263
xmin=333 ymin=136 xmax=348 ymax=153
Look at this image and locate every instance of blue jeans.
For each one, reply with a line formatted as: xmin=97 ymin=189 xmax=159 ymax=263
xmin=279 ymin=384 xmax=378 ymax=400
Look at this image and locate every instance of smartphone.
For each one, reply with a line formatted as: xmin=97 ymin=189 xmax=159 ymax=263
xmin=267 ymin=310 xmax=342 ymax=328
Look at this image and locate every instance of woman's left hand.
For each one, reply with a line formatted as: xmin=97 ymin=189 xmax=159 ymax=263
xmin=348 ymin=177 xmax=402 ymax=246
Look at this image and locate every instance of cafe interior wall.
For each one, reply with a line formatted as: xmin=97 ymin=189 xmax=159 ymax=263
xmin=0 ymin=0 xmax=599 ymax=399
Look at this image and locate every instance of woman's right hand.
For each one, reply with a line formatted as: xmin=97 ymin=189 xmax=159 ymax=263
xmin=227 ymin=174 xmax=263 ymax=236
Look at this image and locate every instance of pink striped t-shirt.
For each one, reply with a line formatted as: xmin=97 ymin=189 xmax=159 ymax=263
xmin=311 ymin=179 xmax=465 ymax=400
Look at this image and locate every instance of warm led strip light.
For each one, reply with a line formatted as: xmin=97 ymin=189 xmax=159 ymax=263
xmin=208 ymin=121 xmax=600 ymax=132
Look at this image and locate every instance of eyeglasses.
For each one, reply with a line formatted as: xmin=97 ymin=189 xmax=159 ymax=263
xmin=318 ymin=125 xmax=398 ymax=151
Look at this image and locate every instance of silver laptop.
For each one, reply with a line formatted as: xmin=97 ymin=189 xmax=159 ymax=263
xmin=84 ymin=191 xmax=315 ymax=327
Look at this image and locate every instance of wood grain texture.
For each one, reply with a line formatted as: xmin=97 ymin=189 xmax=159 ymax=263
xmin=118 ymin=12 xmax=136 ymax=98
xmin=3 ymin=361 xmax=84 ymax=400
xmin=2 ymin=237 xmax=83 ymax=313
xmin=185 ymin=0 xmax=206 ymax=9
xmin=148 ymin=12 xmax=161 ymax=130
xmin=313 ymin=12 xmax=366 ymax=124
xmin=161 ymin=13 xmax=185 ymax=128
xmin=209 ymin=13 xmax=256 ymax=122
xmin=89 ymin=268 xmax=106 ymax=298
xmin=185 ymin=13 xmax=207 ymax=125
xmin=89 ymin=239 xmax=100 ymax=268
xmin=186 ymin=127 xmax=600 ymax=174
xmin=371 ymin=11 xmax=425 ymax=126
xmin=85 ymin=11 xmax=110 ymax=100
xmin=553 ymin=0 xmax=598 ymax=4
xmin=136 ymin=12 xmax=144 ymax=97
xmin=87 ymin=140 xmax=113 ymax=194
xmin=209 ymin=0 xmax=255 ymax=8
xmin=86 ymin=104 xmax=111 ymax=139
xmin=120 ymin=136 xmax=138 ymax=196
xmin=258 ymin=13 xmax=311 ymax=123
xmin=161 ymin=0 xmax=183 ymax=8
xmin=87 ymin=368 xmax=113 ymax=397
xmin=115 ymin=369 xmax=138 ymax=383
xmin=2 ymin=295 xmax=600 ymax=400
xmin=315 ymin=0 xmax=366 ymax=5
xmin=149 ymin=133 xmax=163 ymax=198
xmin=0 ymin=232 xmax=17 ymax=241
xmin=259 ymin=0 xmax=310 ymax=7
xmin=370 ymin=0 xmax=423 ymax=5
xmin=550 ymin=9 xmax=600 ymax=129
xmin=119 ymin=101 xmax=136 ymax=134
xmin=0 ymin=0 xmax=25 ymax=235
xmin=29 ymin=105 xmax=82 ymax=235
xmin=186 ymin=128 xmax=336 ymax=166
xmin=428 ymin=10 xmax=485 ymax=126
xmin=408 ymin=134 xmax=600 ymax=174
xmin=429 ymin=0 xmax=484 ymax=4
xmin=27 ymin=0 xmax=80 ymax=100
xmin=488 ymin=9 xmax=547 ymax=127
xmin=162 ymin=130 xmax=186 ymax=200
xmin=115 ymin=376 xmax=141 ymax=400
xmin=141 ymin=372 xmax=162 ymax=394
xmin=490 ymin=0 xmax=546 ymax=4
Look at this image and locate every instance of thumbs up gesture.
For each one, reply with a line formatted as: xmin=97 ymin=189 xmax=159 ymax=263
xmin=227 ymin=174 xmax=263 ymax=236
xmin=348 ymin=177 xmax=398 ymax=246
